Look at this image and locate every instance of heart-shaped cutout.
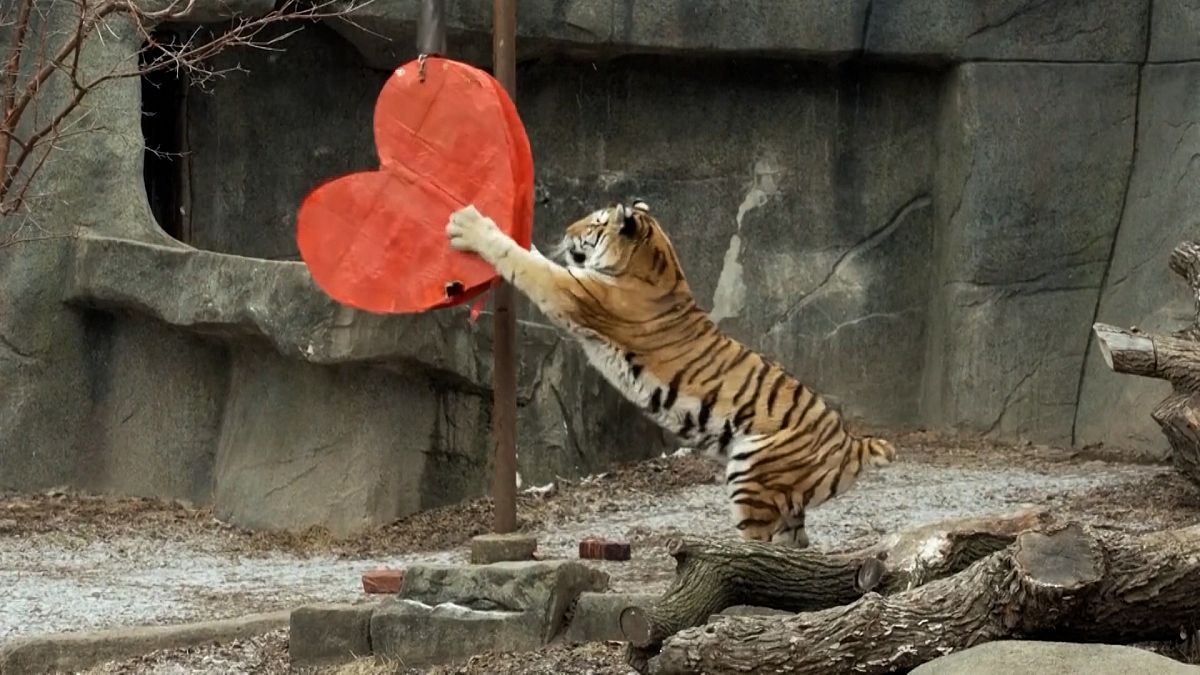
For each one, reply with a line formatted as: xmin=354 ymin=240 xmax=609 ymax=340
xmin=297 ymin=56 xmax=534 ymax=314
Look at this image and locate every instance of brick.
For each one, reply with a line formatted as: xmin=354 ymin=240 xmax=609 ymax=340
xmin=362 ymin=568 xmax=405 ymax=594
xmin=578 ymin=538 xmax=631 ymax=561
xmin=469 ymin=533 xmax=538 ymax=564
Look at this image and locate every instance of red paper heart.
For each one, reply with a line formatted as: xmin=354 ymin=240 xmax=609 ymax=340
xmin=296 ymin=57 xmax=534 ymax=314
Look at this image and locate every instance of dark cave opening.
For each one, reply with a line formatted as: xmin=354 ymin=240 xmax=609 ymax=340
xmin=139 ymin=31 xmax=190 ymax=243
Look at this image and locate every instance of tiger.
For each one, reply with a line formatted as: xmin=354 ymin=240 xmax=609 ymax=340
xmin=445 ymin=199 xmax=896 ymax=547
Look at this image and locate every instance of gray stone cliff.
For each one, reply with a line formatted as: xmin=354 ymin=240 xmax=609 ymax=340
xmin=1 ymin=1 xmax=1195 ymax=532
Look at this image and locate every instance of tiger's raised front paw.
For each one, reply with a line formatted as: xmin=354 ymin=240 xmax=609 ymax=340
xmin=446 ymin=205 xmax=502 ymax=256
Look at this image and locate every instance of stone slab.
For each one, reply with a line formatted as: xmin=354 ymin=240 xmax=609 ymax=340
xmin=470 ymin=533 xmax=539 ymax=564
xmin=288 ymin=603 xmax=374 ymax=668
xmin=65 ymin=234 xmax=483 ymax=380
xmin=0 ymin=611 xmax=288 ymax=675
xmin=369 ymin=599 xmax=538 ymax=667
xmin=399 ymin=560 xmax=609 ymax=644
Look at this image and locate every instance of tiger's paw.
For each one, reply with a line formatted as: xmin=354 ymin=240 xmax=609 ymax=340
xmin=447 ymin=205 xmax=503 ymax=257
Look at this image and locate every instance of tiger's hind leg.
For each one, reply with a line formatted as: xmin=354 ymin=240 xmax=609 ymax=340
xmin=769 ymin=503 xmax=809 ymax=549
xmin=729 ymin=490 xmax=808 ymax=547
xmin=730 ymin=497 xmax=780 ymax=543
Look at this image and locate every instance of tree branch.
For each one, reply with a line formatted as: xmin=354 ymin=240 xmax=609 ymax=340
xmin=0 ymin=0 xmax=35 ymax=184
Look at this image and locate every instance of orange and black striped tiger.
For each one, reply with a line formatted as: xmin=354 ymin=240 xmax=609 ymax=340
xmin=446 ymin=199 xmax=896 ymax=547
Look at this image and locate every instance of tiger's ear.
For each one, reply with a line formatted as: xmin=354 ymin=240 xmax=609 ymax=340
xmin=631 ymin=199 xmax=650 ymax=213
xmin=619 ymin=203 xmax=639 ymax=237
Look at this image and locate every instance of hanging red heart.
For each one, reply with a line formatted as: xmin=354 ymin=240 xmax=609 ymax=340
xmin=296 ymin=56 xmax=534 ymax=315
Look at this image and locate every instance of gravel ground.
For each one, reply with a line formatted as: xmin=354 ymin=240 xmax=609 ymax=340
xmin=5 ymin=433 xmax=1200 ymax=673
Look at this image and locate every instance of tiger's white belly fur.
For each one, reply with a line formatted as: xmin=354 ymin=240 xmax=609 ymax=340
xmin=577 ymin=337 xmax=756 ymax=459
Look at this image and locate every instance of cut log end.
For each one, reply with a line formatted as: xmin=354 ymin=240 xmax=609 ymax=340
xmin=1094 ymin=322 xmax=1200 ymax=391
xmin=1093 ymin=323 xmax=1156 ymax=375
xmin=1013 ymin=523 xmax=1103 ymax=591
xmin=620 ymin=605 xmax=654 ymax=647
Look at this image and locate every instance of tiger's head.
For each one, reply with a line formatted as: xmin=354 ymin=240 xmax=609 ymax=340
xmin=555 ymin=200 xmax=688 ymax=291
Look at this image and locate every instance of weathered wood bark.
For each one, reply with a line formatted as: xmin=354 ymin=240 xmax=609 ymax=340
xmin=1094 ymin=322 xmax=1200 ymax=483
xmin=1153 ymin=392 xmax=1200 ymax=485
xmin=651 ymin=522 xmax=1200 ymax=675
xmin=1093 ymin=323 xmax=1200 ymax=392
xmin=621 ymin=507 xmax=1048 ymax=671
xmin=1093 ymin=239 xmax=1200 ymax=488
xmin=1170 ymin=241 xmax=1200 ymax=330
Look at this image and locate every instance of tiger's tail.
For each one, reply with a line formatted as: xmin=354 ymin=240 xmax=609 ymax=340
xmin=857 ymin=436 xmax=897 ymax=467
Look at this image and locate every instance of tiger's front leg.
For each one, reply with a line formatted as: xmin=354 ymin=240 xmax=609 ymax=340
xmin=446 ymin=205 xmax=576 ymax=321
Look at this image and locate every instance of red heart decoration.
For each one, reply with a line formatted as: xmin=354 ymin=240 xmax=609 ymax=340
xmin=296 ymin=56 xmax=534 ymax=314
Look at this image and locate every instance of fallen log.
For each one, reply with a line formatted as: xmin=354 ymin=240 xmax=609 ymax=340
xmin=650 ymin=522 xmax=1200 ymax=675
xmin=621 ymin=507 xmax=1048 ymax=671
xmin=1093 ymin=239 xmax=1200 ymax=487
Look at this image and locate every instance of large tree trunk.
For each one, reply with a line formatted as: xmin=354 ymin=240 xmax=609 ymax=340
xmin=650 ymin=522 xmax=1200 ymax=675
xmin=620 ymin=507 xmax=1049 ymax=671
xmin=1093 ymin=239 xmax=1200 ymax=488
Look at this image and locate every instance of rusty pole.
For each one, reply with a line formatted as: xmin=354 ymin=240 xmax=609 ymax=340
xmin=416 ymin=0 xmax=446 ymax=55
xmin=491 ymin=0 xmax=519 ymax=534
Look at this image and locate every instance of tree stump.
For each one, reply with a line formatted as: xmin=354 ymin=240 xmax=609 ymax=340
xmin=1093 ymin=240 xmax=1200 ymax=487
xmin=649 ymin=522 xmax=1200 ymax=675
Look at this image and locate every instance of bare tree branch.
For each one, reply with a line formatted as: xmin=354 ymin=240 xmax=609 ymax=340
xmin=1 ymin=0 xmax=377 ymax=218
xmin=0 ymin=0 xmax=35 ymax=186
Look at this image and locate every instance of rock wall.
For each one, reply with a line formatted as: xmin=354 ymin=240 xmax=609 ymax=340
xmin=1 ymin=0 xmax=1196 ymax=532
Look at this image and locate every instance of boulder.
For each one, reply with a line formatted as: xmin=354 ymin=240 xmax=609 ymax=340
xmin=911 ymin=640 xmax=1199 ymax=675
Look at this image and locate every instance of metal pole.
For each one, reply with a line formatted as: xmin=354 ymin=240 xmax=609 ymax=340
xmin=491 ymin=0 xmax=519 ymax=534
xmin=416 ymin=0 xmax=446 ymax=55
